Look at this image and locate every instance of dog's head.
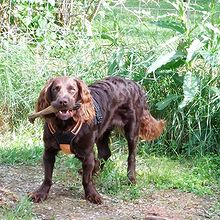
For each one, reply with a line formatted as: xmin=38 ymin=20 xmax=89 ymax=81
xmin=36 ymin=76 xmax=95 ymax=123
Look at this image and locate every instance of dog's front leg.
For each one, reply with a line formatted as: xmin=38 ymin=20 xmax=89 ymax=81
xmin=29 ymin=149 xmax=57 ymax=203
xmin=82 ymin=152 xmax=102 ymax=204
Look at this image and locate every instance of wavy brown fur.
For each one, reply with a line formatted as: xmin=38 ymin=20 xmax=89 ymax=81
xmin=29 ymin=76 xmax=165 ymax=205
xmin=75 ymin=79 xmax=95 ymax=123
xmin=36 ymin=78 xmax=54 ymax=112
xmin=35 ymin=77 xmax=95 ymax=123
xmin=139 ymin=110 xmax=165 ymax=141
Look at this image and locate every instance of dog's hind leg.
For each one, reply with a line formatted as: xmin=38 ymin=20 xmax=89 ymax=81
xmin=124 ymin=118 xmax=139 ymax=184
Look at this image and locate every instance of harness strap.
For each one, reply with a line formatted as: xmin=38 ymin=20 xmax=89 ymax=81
xmin=93 ymin=98 xmax=103 ymax=124
xmin=71 ymin=120 xmax=83 ymax=134
xmin=48 ymin=122 xmax=56 ymax=134
xmin=47 ymin=120 xmax=83 ymax=136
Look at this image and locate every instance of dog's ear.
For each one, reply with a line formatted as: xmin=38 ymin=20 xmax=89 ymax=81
xmin=75 ymin=79 xmax=95 ymax=123
xmin=36 ymin=78 xmax=54 ymax=112
xmin=139 ymin=110 xmax=165 ymax=141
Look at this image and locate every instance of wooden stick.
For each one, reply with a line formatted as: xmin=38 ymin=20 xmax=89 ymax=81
xmin=28 ymin=105 xmax=58 ymax=124
xmin=28 ymin=103 xmax=81 ymax=124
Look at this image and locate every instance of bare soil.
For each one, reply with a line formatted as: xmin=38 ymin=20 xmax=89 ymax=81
xmin=0 ymin=165 xmax=219 ymax=220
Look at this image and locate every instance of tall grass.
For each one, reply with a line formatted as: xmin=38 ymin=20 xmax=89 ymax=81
xmin=0 ymin=0 xmax=219 ymax=156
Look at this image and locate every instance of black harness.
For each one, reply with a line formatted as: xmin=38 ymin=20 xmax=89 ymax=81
xmin=47 ymin=98 xmax=103 ymax=154
xmin=47 ymin=124 xmax=77 ymax=154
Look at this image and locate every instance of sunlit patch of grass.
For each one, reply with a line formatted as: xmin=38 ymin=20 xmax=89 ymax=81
xmin=0 ymin=122 xmax=43 ymax=165
xmin=95 ymin=141 xmax=219 ymax=200
xmin=0 ymin=197 xmax=35 ymax=220
xmin=136 ymin=155 xmax=219 ymax=195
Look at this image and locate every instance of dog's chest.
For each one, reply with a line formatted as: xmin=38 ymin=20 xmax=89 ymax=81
xmin=53 ymin=130 xmax=76 ymax=154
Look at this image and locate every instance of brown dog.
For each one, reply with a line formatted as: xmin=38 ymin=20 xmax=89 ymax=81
xmin=29 ymin=76 xmax=164 ymax=204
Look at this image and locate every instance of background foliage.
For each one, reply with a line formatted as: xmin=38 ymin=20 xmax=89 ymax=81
xmin=0 ymin=0 xmax=219 ymax=156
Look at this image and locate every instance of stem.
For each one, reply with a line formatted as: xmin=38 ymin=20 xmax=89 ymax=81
xmin=88 ymin=0 xmax=102 ymax=22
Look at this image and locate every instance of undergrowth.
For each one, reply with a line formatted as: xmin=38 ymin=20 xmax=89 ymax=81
xmin=0 ymin=0 xmax=219 ymax=155
xmin=0 ymin=197 xmax=35 ymax=220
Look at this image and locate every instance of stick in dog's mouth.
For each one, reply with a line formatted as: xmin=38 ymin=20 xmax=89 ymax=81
xmin=28 ymin=103 xmax=81 ymax=123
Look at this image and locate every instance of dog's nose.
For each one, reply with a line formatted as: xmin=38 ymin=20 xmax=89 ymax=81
xmin=59 ymin=98 xmax=68 ymax=106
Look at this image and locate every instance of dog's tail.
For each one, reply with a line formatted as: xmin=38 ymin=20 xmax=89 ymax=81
xmin=139 ymin=109 xmax=165 ymax=141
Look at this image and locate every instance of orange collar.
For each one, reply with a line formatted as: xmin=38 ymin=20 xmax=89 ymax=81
xmin=47 ymin=120 xmax=83 ymax=154
xmin=47 ymin=120 xmax=83 ymax=136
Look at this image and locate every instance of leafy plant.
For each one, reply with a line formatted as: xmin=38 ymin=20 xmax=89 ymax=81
xmin=0 ymin=0 xmax=219 ymax=158
xmin=146 ymin=0 xmax=220 ymax=155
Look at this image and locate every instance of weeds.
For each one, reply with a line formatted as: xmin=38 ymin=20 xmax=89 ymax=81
xmin=1 ymin=0 xmax=219 ymax=156
xmin=97 ymin=152 xmax=220 ymax=198
xmin=0 ymin=123 xmax=42 ymax=165
xmin=0 ymin=197 xmax=35 ymax=220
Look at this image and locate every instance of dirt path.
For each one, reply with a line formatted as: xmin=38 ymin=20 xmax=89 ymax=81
xmin=0 ymin=165 xmax=219 ymax=220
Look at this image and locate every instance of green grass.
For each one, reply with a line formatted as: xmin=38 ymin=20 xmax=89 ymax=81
xmin=97 ymin=153 xmax=220 ymax=198
xmin=0 ymin=125 xmax=219 ymax=199
xmin=0 ymin=197 xmax=35 ymax=220
xmin=0 ymin=123 xmax=43 ymax=165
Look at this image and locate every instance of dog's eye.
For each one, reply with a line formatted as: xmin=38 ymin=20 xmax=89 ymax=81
xmin=52 ymin=86 xmax=60 ymax=92
xmin=68 ymin=86 xmax=77 ymax=94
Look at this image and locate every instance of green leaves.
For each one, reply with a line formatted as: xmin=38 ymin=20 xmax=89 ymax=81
xmin=186 ymin=39 xmax=204 ymax=62
xmin=156 ymin=94 xmax=180 ymax=110
xmin=101 ymin=33 xmax=117 ymax=45
xmin=148 ymin=32 xmax=206 ymax=75
xmin=179 ymin=71 xmax=199 ymax=109
xmin=156 ymin=72 xmax=200 ymax=110
xmin=148 ymin=51 xmax=185 ymax=73
xmin=151 ymin=20 xmax=187 ymax=34
xmin=48 ymin=0 xmax=55 ymax=6
xmin=155 ymin=72 xmax=200 ymax=111
xmin=108 ymin=48 xmax=125 ymax=74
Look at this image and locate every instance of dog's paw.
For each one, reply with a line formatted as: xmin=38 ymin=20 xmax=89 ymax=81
xmin=128 ymin=174 xmax=136 ymax=185
xmin=86 ymin=192 xmax=102 ymax=204
xmin=28 ymin=191 xmax=48 ymax=203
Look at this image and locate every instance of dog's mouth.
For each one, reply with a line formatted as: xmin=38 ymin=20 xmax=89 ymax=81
xmin=53 ymin=102 xmax=81 ymax=121
xmin=56 ymin=109 xmax=74 ymax=120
